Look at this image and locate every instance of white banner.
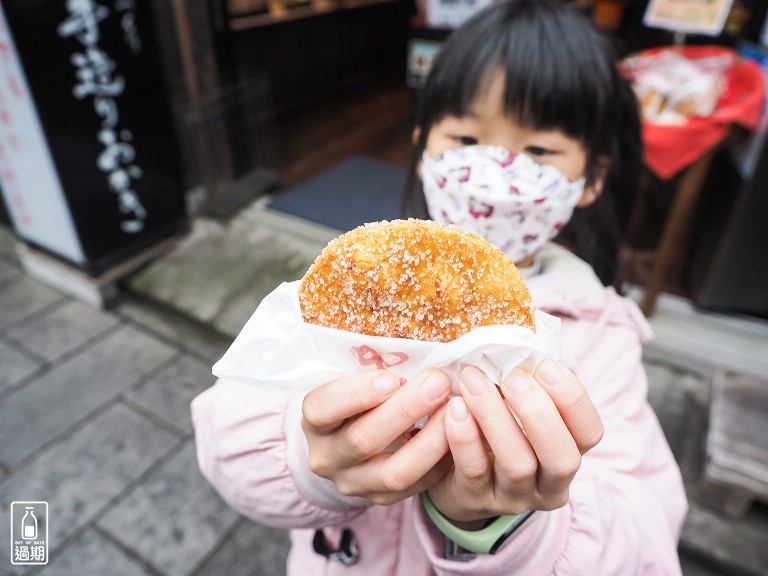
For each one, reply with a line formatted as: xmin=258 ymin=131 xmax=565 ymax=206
xmin=0 ymin=4 xmax=84 ymax=264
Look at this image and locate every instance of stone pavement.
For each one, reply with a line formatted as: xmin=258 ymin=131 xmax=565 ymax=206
xmin=0 ymin=224 xmax=290 ymax=576
xmin=1 ymin=218 xmax=768 ymax=575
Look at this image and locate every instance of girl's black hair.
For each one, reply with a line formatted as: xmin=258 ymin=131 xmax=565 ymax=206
xmin=403 ymin=0 xmax=642 ymax=289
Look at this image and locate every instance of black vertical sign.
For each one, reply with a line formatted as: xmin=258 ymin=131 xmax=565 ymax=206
xmin=1 ymin=0 xmax=186 ymax=275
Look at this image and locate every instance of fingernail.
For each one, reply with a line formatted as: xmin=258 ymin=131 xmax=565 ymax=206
xmin=421 ymin=372 xmax=449 ymax=402
xmin=374 ymin=372 xmax=398 ymax=396
xmin=460 ymin=366 xmax=488 ymax=396
xmin=449 ymin=397 xmax=469 ymax=421
xmin=504 ymin=369 xmax=531 ymax=394
xmin=537 ymin=359 xmax=564 ymax=387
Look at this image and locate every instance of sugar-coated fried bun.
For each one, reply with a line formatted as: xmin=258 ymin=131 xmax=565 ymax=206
xmin=298 ymin=219 xmax=536 ymax=342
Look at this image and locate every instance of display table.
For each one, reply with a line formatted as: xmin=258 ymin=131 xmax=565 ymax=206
xmin=624 ymin=46 xmax=765 ymax=316
xmin=700 ymin=370 xmax=768 ymax=517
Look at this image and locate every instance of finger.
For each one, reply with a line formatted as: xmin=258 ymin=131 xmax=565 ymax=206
xmin=501 ymin=368 xmax=581 ymax=499
xmin=366 ymin=453 xmax=455 ymax=507
xmin=444 ymin=396 xmax=492 ymax=487
xmin=302 ymin=369 xmax=400 ymax=434
xmin=337 ymin=405 xmax=451 ymax=503
xmin=378 ymin=403 xmax=451 ymax=490
xmin=458 ymin=366 xmax=538 ymax=477
xmin=534 ymin=359 xmax=604 ymax=454
xmin=342 ymin=370 xmax=451 ymax=462
xmin=419 ymin=453 xmax=455 ymax=492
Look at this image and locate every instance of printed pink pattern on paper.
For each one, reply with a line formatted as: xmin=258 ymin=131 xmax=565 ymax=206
xmin=351 ymin=345 xmax=409 ymax=369
xmin=351 ymin=345 xmax=409 ymax=386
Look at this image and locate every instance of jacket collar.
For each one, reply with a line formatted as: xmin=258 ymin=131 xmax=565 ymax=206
xmin=525 ymin=243 xmax=653 ymax=345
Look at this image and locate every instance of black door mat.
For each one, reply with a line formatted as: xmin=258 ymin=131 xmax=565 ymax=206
xmin=267 ymin=156 xmax=406 ymax=232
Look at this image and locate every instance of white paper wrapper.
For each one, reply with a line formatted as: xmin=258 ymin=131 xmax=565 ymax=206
xmin=213 ymin=280 xmax=561 ymax=395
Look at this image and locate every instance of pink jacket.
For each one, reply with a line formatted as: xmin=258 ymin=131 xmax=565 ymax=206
xmin=192 ymin=245 xmax=688 ymax=575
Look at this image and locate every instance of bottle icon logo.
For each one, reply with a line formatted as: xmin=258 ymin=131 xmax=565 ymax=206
xmin=10 ymin=501 xmax=48 ymax=565
xmin=21 ymin=507 xmax=37 ymax=540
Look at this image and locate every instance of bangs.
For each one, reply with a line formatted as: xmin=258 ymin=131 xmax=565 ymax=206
xmin=499 ymin=20 xmax=608 ymax=141
xmin=422 ymin=0 xmax=614 ymax=150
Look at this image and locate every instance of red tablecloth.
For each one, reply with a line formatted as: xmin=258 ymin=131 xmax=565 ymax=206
xmin=626 ymin=46 xmax=766 ymax=180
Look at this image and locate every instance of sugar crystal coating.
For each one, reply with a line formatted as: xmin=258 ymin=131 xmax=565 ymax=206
xmin=298 ymin=219 xmax=536 ymax=342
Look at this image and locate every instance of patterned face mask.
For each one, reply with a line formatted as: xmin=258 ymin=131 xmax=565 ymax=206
xmin=422 ymin=145 xmax=585 ymax=263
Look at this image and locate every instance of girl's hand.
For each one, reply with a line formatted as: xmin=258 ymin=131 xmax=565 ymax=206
xmin=301 ymin=369 xmax=453 ymax=506
xmin=427 ymin=360 xmax=603 ymax=524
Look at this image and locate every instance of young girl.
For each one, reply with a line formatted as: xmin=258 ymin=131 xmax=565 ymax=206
xmin=192 ymin=1 xmax=688 ymax=574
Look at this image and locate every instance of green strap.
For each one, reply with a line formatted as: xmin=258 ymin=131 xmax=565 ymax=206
xmin=421 ymin=493 xmax=533 ymax=555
